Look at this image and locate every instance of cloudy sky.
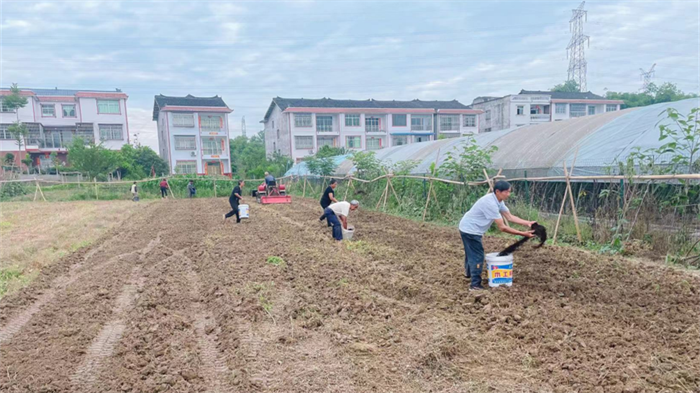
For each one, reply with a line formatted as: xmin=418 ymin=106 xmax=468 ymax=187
xmin=1 ymin=0 xmax=698 ymax=151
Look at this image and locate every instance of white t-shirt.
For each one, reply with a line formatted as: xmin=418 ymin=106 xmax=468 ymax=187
xmin=131 ymin=184 xmax=137 ymax=193
xmin=458 ymin=193 xmax=509 ymax=235
xmin=329 ymin=201 xmax=350 ymax=217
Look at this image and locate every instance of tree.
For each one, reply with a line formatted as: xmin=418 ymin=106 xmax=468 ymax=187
xmin=315 ymin=145 xmax=346 ymax=158
xmin=3 ymin=153 xmax=15 ymax=166
xmin=605 ymin=82 xmax=697 ymax=109
xmin=349 ymin=151 xmax=382 ymax=180
xmin=440 ymin=134 xmax=498 ymax=182
xmin=3 ymin=84 xmax=29 ymax=174
xmin=229 ymin=132 xmax=292 ymax=178
xmin=305 ymin=155 xmax=337 ymax=177
xmin=551 ymin=80 xmax=581 ymax=93
xmin=67 ymin=138 xmax=118 ymax=180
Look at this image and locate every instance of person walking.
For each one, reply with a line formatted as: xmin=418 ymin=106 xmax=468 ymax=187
xmin=459 ymin=180 xmax=534 ymax=291
xmin=319 ymin=179 xmax=339 ymax=226
xmin=187 ymin=180 xmax=196 ymax=198
xmin=224 ymin=180 xmax=244 ymax=224
xmin=320 ymin=200 xmax=359 ymax=241
xmin=130 ymin=182 xmax=138 ymax=202
xmin=159 ymin=178 xmax=169 ymax=199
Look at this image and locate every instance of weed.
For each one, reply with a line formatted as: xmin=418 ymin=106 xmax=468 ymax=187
xmin=266 ymin=256 xmax=285 ymax=266
xmin=0 ymin=221 xmax=12 ymax=230
xmin=259 ymin=294 xmax=273 ymax=313
xmin=70 ymin=240 xmax=92 ymax=252
xmin=337 ymin=278 xmax=349 ymax=287
xmin=0 ymin=267 xmax=25 ymax=298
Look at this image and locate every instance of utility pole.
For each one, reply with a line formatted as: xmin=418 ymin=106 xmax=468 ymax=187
xmin=241 ymin=116 xmax=247 ymax=138
xmin=567 ymin=1 xmax=590 ymax=92
xmin=639 ymin=63 xmax=656 ymax=91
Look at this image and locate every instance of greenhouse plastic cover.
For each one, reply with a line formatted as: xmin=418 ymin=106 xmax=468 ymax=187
xmin=285 ymin=98 xmax=699 ymax=178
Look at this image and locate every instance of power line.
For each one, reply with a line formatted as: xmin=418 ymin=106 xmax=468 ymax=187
xmin=639 ymin=63 xmax=656 ymax=91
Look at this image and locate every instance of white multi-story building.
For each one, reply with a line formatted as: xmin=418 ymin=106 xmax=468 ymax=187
xmin=262 ymin=97 xmax=482 ymax=162
xmin=153 ymin=94 xmax=232 ymax=176
xmin=471 ymin=90 xmax=625 ymax=133
xmin=0 ymin=87 xmax=129 ymax=170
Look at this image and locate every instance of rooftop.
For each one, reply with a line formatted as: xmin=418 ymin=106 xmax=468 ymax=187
xmin=264 ymin=97 xmax=471 ymax=121
xmin=152 ymin=94 xmax=229 ymax=120
xmin=0 ymin=87 xmax=124 ymax=96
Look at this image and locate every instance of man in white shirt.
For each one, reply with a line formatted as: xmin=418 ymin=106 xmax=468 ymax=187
xmin=459 ymin=181 xmax=534 ymax=291
xmin=320 ymin=200 xmax=359 ymax=240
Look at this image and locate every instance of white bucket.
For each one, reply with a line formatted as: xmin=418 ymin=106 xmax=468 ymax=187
xmin=342 ymin=226 xmax=354 ymax=241
xmin=485 ymin=253 xmax=513 ymax=288
xmin=238 ymin=204 xmax=250 ymax=219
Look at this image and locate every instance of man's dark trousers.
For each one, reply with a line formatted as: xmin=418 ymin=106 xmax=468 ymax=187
xmin=225 ymin=198 xmax=240 ymax=223
xmin=320 ymin=201 xmax=331 ymax=226
xmin=321 ymin=207 xmax=342 ymax=240
xmin=460 ymin=231 xmax=485 ymax=287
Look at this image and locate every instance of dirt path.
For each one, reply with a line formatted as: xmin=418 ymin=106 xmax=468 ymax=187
xmin=0 ymin=198 xmax=698 ymax=393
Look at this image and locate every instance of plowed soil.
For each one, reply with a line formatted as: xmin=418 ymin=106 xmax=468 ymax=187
xmin=1 ymin=198 xmax=698 ymax=393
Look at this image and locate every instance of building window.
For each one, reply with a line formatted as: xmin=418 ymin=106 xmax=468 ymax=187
xmin=588 ymin=106 xmax=596 ymax=116
xmin=98 ymin=124 xmax=123 ymax=140
xmin=200 ymin=115 xmax=222 ymax=130
xmin=392 ymin=136 xmax=408 ymax=146
xmin=606 ymin=104 xmax=618 ymax=112
xmin=345 ymin=114 xmax=360 ymax=127
xmin=484 ymin=127 xmax=492 ymax=132
xmin=174 ymin=136 xmax=196 ymax=150
xmin=570 ymin=104 xmax=586 ymax=117
xmin=62 ymin=104 xmax=76 ymax=118
xmin=0 ymin=124 xmax=11 ymax=139
xmin=346 ymin=136 xmax=361 ymax=148
xmin=0 ymin=100 xmax=16 ymax=113
xmin=410 ymin=115 xmax=432 ymax=131
xmin=316 ymin=116 xmax=333 ymax=132
xmin=294 ymin=113 xmax=312 ymax=127
xmin=295 ymin=136 xmax=313 ymax=149
xmin=463 ymin=115 xmax=476 ymax=127
xmin=318 ymin=137 xmax=336 ymax=147
xmin=272 ymin=120 xmax=275 ymax=128
xmin=42 ymin=104 xmax=55 ymax=117
xmin=366 ymin=137 xmax=382 ymax=150
xmin=175 ymin=161 xmax=197 ymax=174
xmin=365 ymin=117 xmax=381 ymax=132
xmin=555 ymin=103 xmax=567 ymax=114
xmin=392 ymin=114 xmax=407 ymax=127
xmin=97 ymin=100 xmax=120 ymax=114
xmin=276 ymin=129 xmax=280 ymax=139
xmin=173 ymin=113 xmax=195 ymax=127
xmin=484 ymin=110 xmax=491 ymax=121
xmin=439 ymin=115 xmax=460 ymax=131
xmin=202 ymin=138 xmax=224 ymax=155
xmin=516 ymin=105 xmax=525 ymax=115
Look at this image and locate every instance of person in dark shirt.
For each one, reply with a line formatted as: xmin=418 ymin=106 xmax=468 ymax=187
xmin=224 ymin=180 xmax=244 ymax=223
xmin=159 ymin=178 xmax=169 ymax=198
xmin=319 ymin=179 xmax=339 ymax=226
xmin=187 ymin=180 xmax=196 ymax=198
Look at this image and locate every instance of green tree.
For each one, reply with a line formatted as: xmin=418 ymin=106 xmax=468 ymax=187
xmin=3 ymin=153 xmax=15 ymax=166
xmin=315 ymin=145 xmax=346 ymax=158
xmin=67 ymin=138 xmax=118 ymax=180
xmin=305 ymin=155 xmax=337 ymax=177
xmin=605 ymin=82 xmax=697 ymax=109
xmin=3 ymin=84 xmax=29 ymax=174
xmin=349 ymin=151 xmax=382 ymax=180
xmin=229 ymin=132 xmax=292 ymax=178
xmin=440 ymin=134 xmax=498 ymax=182
xmin=551 ymin=80 xmax=581 ymax=92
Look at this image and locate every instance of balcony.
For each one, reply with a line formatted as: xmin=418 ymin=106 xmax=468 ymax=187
xmin=365 ymin=126 xmax=386 ymax=134
xmin=530 ymin=114 xmax=550 ymax=122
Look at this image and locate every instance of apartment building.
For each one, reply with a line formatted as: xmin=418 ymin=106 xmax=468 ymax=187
xmin=0 ymin=87 xmax=129 ymax=170
xmin=471 ymin=90 xmax=624 ymax=133
xmin=262 ymin=97 xmax=481 ymax=162
xmin=153 ymin=94 xmax=232 ymax=176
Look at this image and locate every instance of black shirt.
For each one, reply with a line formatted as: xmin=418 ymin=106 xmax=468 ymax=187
xmin=320 ymin=186 xmax=335 ymax=208
xmin=231 ymin=186 xmax=242 ymax=202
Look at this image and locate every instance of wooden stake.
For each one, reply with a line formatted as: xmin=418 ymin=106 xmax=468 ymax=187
xmin=382 ymin=177 xmax=390 ymax=210
xmin=33 ymin=182 xmax=38 ymax=202
xmin=94 ymin=177 xmax=98 ymax=200
xmin=422 ymin=180 xmax=434 ymax=221
xmin=389 ymin=178 xmax=401 ymax=206
xmin=552 ymin=186 xmax=568 ymax=245
xmin=302 ymin=175 xmax=307 ymax=198
xmin=214 ymin=180 xmax=217 ymax=198
xmin=165 ymin=179 xmax=176 ymax=199
xmin=344 ymin=178 xmax=352 ymax=201
xmin=37 ymin=181 xmax=46 ymax=202
xmin=563 ymin=154 xmax=582 ymax=242
xmin=483 ymin=169 xmax=493 ymax=193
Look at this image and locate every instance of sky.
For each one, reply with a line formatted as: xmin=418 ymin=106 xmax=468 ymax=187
xmin=1 ymin=0 xmax=699 ymax=151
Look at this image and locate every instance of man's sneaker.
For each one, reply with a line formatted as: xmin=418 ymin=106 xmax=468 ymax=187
xmin=469 ymin=285 xmax=486 ymax=292
xmin=222 ymin=214 xmax=226 ymax=222
xmin=464 ymin=272 xmax=471 ymax=279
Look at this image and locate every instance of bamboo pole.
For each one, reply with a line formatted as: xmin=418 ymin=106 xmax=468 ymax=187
xmin=214 ymin=180 xmax=217 ymax=198
xmin=382 ymin=176 xmax=390 ymax=210
xmin=389 ymin=177 xmax=401 ymax=207
xmin=165 ymin=179 xmax=176 ymax=199
xmin=344 ymin=178 xmax=352 ymax=201
xmin=422 ymin=180 xmax=434 ymax=221
xmin=482 ymin=169 xmax=494 ymax=193
xmin=37 ymin=181 xmax=46 ymax=202
xmin=563 ymin=153 xmax=582 ymax=242
xmin=552 ymin=187 xmax=568 ymax=245
xmin=33 ymin=182 xmax=38 ymax=202
xmin=94 ymin=178 xmax=98 ymax=200
xmin=302 ymin=175 xmax=307 ymax=198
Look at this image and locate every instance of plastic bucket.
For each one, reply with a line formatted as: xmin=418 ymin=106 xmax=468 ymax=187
xmin=342 ymin=226 xmax=354 ymax=241
xmin=485 ymin=252 xmax=513 ymax=288
xmin=238 ymin=204 xmax=250 ymax=219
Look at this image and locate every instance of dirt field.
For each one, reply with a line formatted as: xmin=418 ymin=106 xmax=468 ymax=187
xmin=0 ymin=197 xmax=698 ymax=393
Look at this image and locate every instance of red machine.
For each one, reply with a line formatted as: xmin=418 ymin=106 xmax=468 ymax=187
xmin=256 ymin=182 xmax=291 ymax=204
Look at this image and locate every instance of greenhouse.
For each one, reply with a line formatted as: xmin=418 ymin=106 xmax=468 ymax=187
xmin=286 ymin=97 xmax=699 ymax=178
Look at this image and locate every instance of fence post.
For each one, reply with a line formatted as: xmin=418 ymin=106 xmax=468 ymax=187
xmin=94 ymin=177 xmax=98 ymax=200
xmin=524 ymin=170 xmax=530 ymax=204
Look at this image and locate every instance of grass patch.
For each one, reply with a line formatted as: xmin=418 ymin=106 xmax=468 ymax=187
xmin=266 ymin=256 xmax=286 ymax=266
xmin=0 ymin=267 xmax=29 ymax=298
